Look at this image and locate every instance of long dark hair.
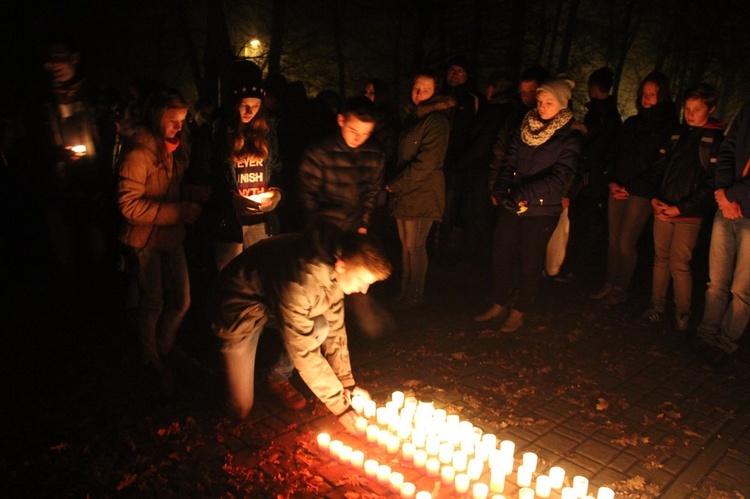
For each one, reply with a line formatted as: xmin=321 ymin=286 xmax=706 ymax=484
xmin=225 ymin=98 xmax=269 ymax=163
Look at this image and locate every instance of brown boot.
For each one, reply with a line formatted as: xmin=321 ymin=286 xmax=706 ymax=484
xmin=474 ymin=304 xmax=507 ymax=322
xmin=499 ymin=309 xmax=524 ymax=333
xmin=268 ymin=380 xmax=308 ymax=410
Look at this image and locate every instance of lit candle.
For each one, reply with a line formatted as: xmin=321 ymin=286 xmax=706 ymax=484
xmin=475 ymin=441 xmax=490 ymax=462
xmin=392 ymin=390 xmax=405 ymax=408
xmin=378 ymin=429 xmax=391 ymax=448
xmin=455 ymin=473 xmax=471 ymax=494
xmin=573 ymin=476 xmax=589 ymax=497
xmin=415 ymin=492 xmax=431 ymax=499
xmin=459 ymin=421 xmax=474 ymax=435
xmin=490 ymin=469 xmax=505 ymax=493
xmin=70 ymin=144 xmax=87 ymax=156
xmin=452 ymin=450 xmax=468 ymax=472
xmin=338 ymin=445 xmax=352 ymax=463
xmin=351 ymin=395 xmax=365 ymax=414
xmin=377 ymin=407 xmax=389 ymax=426
xmin=364 ymin=400 xmax=376 ymax=418
xmin=447 ymin=414 xmax=460 ymax=426
xmin=473 ymin=483 xmax=490 ymax=499
xmin=402 ymin=442 xmax=415 ymax=462
xmin=482 ymin=433 xmax=497 ymax=449
xmin=401 ymin=482 xmax=416 ymax=498
xmin=499 ymin=440 xmax=515 ymax=457
xmin=389 ymin=472 xmax=405 ymax=492
xmin=523 ymin=452 xmax=538 ymax=472
xmin=411 ymin=428 xmax=426 ymax=448
xmin=425 ymin=435 xmax=440 ymax=456
xmin=536 ymin=475 xmax=551 ymax=498
xmin=404 ymin=396 xmax=418 ymax=411
xmin=247 ymin=191 xmax=274 ymax=203
xmin=364 ymin=459 xmax=379 ymax=477
xmin=434 ymin=408 xmax=447 ymax=424
xmin=355 ymin=417 xmax=368 ymax=435
xmin=397 ymin=422 xmax=411 ymax=440
xmin=387 ymin=435 xmax=401 ymax=454
xmin=438 ymin=443 xmax=454 ymax=464
xmin=467 ymin=458 xmax=484 ymax=480
xmin=413 ymin=449 xmax=428 ymax=468
xmin=460 ymin=436 xmax=475 ymax=456
xmin=441 ymin=465 xmax=456 ymax=485
xmin=497 ymin=452 xmax=514 ymax=475
xmin=376 ymin=464 xmax=391 ymax=483
xmin=350 ymin=450 xmax=365 ymax=468
xmin=426 ymin=458 xmax=441 ymax=477
xmin=519 ymin=487 xmax=535 ymax=499
xmin=366 ymin=424 xmax=379 ymax=443
xmin=561 ymin=487 xmax=577 ymax=499
xmin=316 ymin=433 xmax=331 ymax=450
xmin=597 ymin=487 xmax=615 ymax=499
xmin=329 ymin=440 xmax=343 ymax=458
xmin=549 ymin=467 xmax=565 ymax=489
xmin=516 ymin=464 xmax=533 ymax=487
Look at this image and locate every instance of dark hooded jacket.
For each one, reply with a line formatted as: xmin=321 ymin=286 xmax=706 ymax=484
xmin=717 ymin=102 xmax=750 ymax=217
xmin=389 ymin=96 xmax=453 ymax=220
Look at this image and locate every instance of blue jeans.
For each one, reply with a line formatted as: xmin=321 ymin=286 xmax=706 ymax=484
xmin=135 ymin=245 xmax=190 ymax=367
xmin=220 ymin=314 xmax=329 ymax=419
xmin=697 ymin=212 xmax=750 ymax=353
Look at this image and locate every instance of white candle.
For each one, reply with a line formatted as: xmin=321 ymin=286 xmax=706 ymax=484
xmin=460 ymin=436 xmax=475 ymax=456
xmin=473 ymin=483 xmax=489 ymax=499
xmin=415 ymin=492 xmax=431 ymax=499
xmin=490 ymin=469 xmax=505 ymax=492
xmin=519 ymin=487 xmax=535 ymax=499
xmin=425 ymin=435 xmax=440 ymax=456
xmin=404 ymin=396 xmax=418 ymax=411
xmin=438 ymin=443 xmax=454 ymax=464
xmin=523 ymin=452 xmax=538 ymax=472
xmin=397 ymin=422 xmax=411 ymax=440
xmin=482 ymin=433 xmax=497 ymax=449
xmin=573 ymin=476 xmax=589 ymax=497
xmin=455 ymin=473 xmax=471 ymax=494
xmin=434 ymin=408 xmax=447 ymax=424
xmin=411 ymin=428 xmax=426 ymax=448
xmin=475 ymin=441 xmax=490 ymax=462
xmin=364 ymin=459 xmax=378 ymax=477
xmin=377 ymin=407 xmax=389 ymax=426
xmin=402 ymin=442 xmax=415 ymax=462
xmin=549 ymin=467 xmax=565 ymax=489
xmin=467 ymin=458 xmax=484 ymax=480
xmin=597 ymin=487 xmax=615 ymax=499
xmin=366 ymin=424 xmax=379 ymax=443
xmin=536 ymin=475 xmax=551 ymax=498
xmin=351 ymin=394 xmax=364 ymax=414
xmin=413 ymin=449 xmax=428 ymax=468
xmin=401 ymin=482 xmax=416 ymax=498
xmin=350 ymin=450 xmax=365 ymax=468
xmin=377 ymin=429 xmax=390 ymax=448
xmin=376 ymin=464 xmax=391 ymax=483
xmin=499 ymin=440 xmax=515 ymax=457
xmin=392 ymin=390 xmax=405 ymax=408
xmin=447 ymin=414 xmax=460 ymax=426
xmin=441 ymin=465 xmax=456 ymax=485
xmin=387 ymin=435 xmax=401 ymax=454
xmin=364 ymin=400 xmax=376 ymax=418
xmin=329 ymin=440 xmax=343 ymax=458
xmin=459 ymin=421 xmax=474 ymax=435
xmin=389 ymin=472 xmax=404 ymax=492
xmin=426 ymin=458 xmax=441 ymax=477
xmin=498 ymin=452 xmax=514 ymax=475
xmin=316 ymin=433 xmax=330 ymax=450
xmin=338 ymin=445 xmax=352 ymax=463
xmin=517 ymin=464 xmax=533 ymax=487
xmin=561 ymin=487 xmax=577 ymax=499
xmin=452 ymin=450 xmax=468 ymax=472
xmin=355 ymin=417 xmax=368 ymax=435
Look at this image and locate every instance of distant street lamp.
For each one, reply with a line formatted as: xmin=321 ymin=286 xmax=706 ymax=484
xmin=243 ymin=38 xmax=262 ymax=58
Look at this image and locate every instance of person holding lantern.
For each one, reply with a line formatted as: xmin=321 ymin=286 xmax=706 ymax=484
xmin=476 ymin=76 xmax=581 ymax=332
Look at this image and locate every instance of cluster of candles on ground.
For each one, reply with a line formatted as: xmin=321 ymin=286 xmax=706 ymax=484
xmin=316 ymin=391 xmax=616 ymax=498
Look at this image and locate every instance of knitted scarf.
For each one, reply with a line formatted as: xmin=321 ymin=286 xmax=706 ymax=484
xmin=520 ymin=108 xmax=573 ymax=147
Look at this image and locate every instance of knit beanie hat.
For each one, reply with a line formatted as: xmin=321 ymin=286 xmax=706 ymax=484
xmin=229 ymin=60 xmax=265 ymax=99
xmin=537 ymin=75 xmax=575 ymax=107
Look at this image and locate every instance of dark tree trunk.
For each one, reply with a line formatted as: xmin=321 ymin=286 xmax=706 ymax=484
xmin=534 ymin=0 xmax=552 ymax=66
xmin=178 ymin=1 xmax=204 ymax=99
xmin=267 ymin=0 xmax=286 ymax=78
xmin=556 ymin=0 xmax=580 ymax=73
xmin=545 ymin=0 xmax=564 ymax=70
xmin=612 ymin=0 xmax=645 ymax=101
xmin=331 ymin=0 xmax=346 ymax=98
xmin=204 ymin=0 xmax=234 ymax=106
xmin=505 ymin=0 xmax=526 ymax=76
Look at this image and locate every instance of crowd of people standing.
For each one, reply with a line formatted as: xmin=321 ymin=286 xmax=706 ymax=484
xmin=4 ymin=32 xmax=750 ymax=427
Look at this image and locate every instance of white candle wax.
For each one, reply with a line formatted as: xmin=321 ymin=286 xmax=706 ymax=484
xmin=376 ymin=464 xmax=391 ymax=483
xmin=389 ymin=472 xmax=404 ymax=492
xmin=499 ymin=452 xmax=515 ymax=475
xmin=377 ymin=407 xmax=389 ymax=426
xmin=455 ymin=473 xmax=471 ymax=494
xmin=404 ymin=396 xmax=418 ymax=411
xmin=425 ymin=435 xmax=440 ymax=456
xmin=401 ymin=408 xmax=415 ymax=425
xmin=413 ymin=449 xmax=428 ymax=468
xmin=387 ymin=435 xmax=401 ymax=454
xmin=350 ymin=450 xmax=365 ymax=468
xmin=364 ymin=400 xmax=376 ymax=418
xmin=355 ymin=417 xmax=368 ymax=435
xmin=339 ymin=445 xmax=352 ymax=463
xmin=397 ymin=422 xmax=411 ymax=440
xmin=411 ymin=428 xmax=426 ymax=448
xmin=316 ymin=433 xmax=331 ymax=450
xmin=426 ymin=458 xmax=441 ymax=477
xmin=499 ymin=440 xmax=515 ymax=457
xmin=467 ymin=458 xmax=484 ymax=480
xmin=351 ymin=394 xmax=364 ymax=414
xmin=549 ymin=467 xmax=565 ymax=489
xmin=329 ymin=440 xmax=343 ymax=458
xmin=488 ymin=449 xmax=503 ymax=470
xmin=366 ymin=424 xmax=380 ymax=443
xmin=434 ymin=408 xmax=447 ymax=424
xmin=460 ymin=437 xmax=475 ymax=456
xmin=573 ymin=476 xmax=589 ymax=497
xmin=446 ymin=414 xmax=460 ymax=425
xmin=377 ymin=429 xmax=390 ymax=448
xmin=459 ymin=421 xmax=473 ymax=435
xmin=536 ymin=475 xmax=551 ymax=498
xmin=519 ymin=487 xmax=535 ymax=499
xmin=472 ymin=426 xmax=484 ymax=443
xmin=516 ymin=464 xmax=533 ymax=487
xmin=441 ymin=465 xmax=456 ymax=485
xmin=364 ymin=459 xmax=378 ymax=477
xmin=475 ymin=441 xmax=490 ymax=462
xmin=561 ymin=487 xmax=577 ymax=499
xmin=401 ymin=482 xmax=416 ymax=498
xmin=490 ymin=469 xmax=505 ymax=493
xmin=482 ymin=433 xmax=497 ymax=449
xmin=392 ymin=390 xmax=405 ymax=408
xmin=438 ymin=443 xmax=454 ymax=464
xmin=473 ymin=483 xmax=490 ymax=499
xmin=523 ymin=452 xmax=538 ymax=472
xmin=452 ymin=450 xmax=468 ymax=472
xmin=415 ymin=492 xmax=431 ymax=499
xmin=402 ymin=442 xmax=415 ymax=462
xmin=597 ymin=487 xmax=615 ymax=499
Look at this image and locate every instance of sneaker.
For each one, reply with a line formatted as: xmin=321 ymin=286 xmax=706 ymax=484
xmin=498 ymin=309 xmax=524 ymax=333
xmin=474 ymin=304 xmax=507 ymax=322
xmin=641 ymin=307 xmax=664 ymax=322
xmin=268 ymin=380 xmax=308 ymax=411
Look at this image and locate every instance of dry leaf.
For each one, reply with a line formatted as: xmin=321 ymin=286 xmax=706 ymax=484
xmin=596 ymin=398 xmax=609 ymax=411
